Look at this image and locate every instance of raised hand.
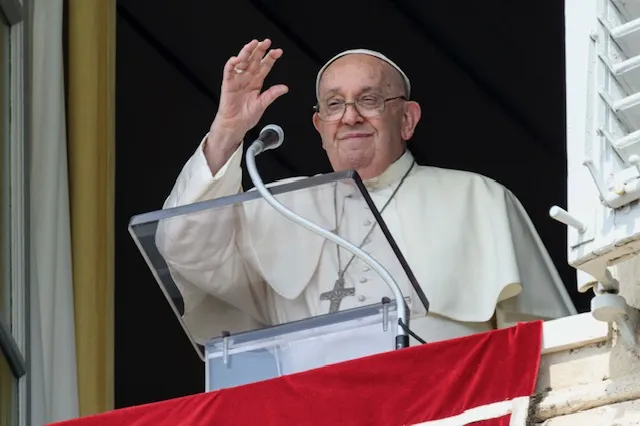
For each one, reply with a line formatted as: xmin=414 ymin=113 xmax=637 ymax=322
xmin=205 ymin=39 xmax=288 ymax=173
xmin=218 ymin=39 xmax=288 ymax=131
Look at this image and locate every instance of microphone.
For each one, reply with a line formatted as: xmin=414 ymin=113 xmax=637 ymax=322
xmin=250 ymin=124 xmax=284 ymax=155
xmin=245 ymin=123 xmax=410 ymax=349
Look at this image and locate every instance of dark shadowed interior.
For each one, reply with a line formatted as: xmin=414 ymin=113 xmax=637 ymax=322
xmin=114 ymin=0 xmax=583 ymax=408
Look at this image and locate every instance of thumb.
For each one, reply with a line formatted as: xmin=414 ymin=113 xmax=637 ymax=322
xmin=258 ymin=84 xmax=289 ymax=110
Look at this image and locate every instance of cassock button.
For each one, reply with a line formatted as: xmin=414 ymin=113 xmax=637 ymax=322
xmin=359 ymin=277 xmax=367 ymax=283
xmin=362 ymin=266 xmax=370 ymax=272
xmin=357 ymin=295 xmax=365 ymax=302
xmin=363 ymin=219 xmax=372 ymax=226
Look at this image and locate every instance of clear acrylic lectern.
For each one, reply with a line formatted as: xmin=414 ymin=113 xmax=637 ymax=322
xmin=128 ymin=170 xmax=429 ymax=391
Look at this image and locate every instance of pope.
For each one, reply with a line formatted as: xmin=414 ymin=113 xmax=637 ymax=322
xmin=156 ymin=38 xmax=577 ymax=345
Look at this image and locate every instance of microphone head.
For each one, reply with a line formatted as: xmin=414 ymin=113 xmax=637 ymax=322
xmin=259 ymin=124 xmax=284 ymax=151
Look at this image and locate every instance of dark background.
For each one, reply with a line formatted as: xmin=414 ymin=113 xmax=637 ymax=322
xmin=114 ymin=0 xmax=585 ymax=408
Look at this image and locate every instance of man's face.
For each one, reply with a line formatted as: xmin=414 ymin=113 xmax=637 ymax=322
xmin=313 ymin=54 xmax=421 ymax=180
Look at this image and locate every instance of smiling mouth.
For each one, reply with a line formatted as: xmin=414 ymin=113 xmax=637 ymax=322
xmin=339 ymin=133 xmax=373 ymax=140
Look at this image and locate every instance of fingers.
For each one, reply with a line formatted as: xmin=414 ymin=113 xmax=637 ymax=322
xmin=257 ymin=48 xmax=283 ymax=80
xmin=227 ymin=39 xmax=269 ymax=73
xmin=224 ymin=55 xmax=241 ymax=79
xmin=224 ymin=39 xmax=282 ymax=81
xmin=236 ymin=39 xmax=260 ymax=70
xmin=248 ymin=39 xmax=272 ymax=73
xmin=258 ymin=84 xmax=289 ymax=110
xmin=223 ymin=39 xmax=259 ymax=77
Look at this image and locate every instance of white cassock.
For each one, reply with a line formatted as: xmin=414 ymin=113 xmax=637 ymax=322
xmin=156 ymin=134 xmax=577 ymax=359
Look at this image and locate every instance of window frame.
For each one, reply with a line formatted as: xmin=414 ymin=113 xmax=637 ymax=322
xmin=0 ymin=318 xmax=25 ymax=377
xmin=0 ymin=0 xmax=29 ymax=425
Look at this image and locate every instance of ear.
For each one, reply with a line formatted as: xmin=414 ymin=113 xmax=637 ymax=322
xmin=401 ymin=101 xmax=421 ymax=141
xmin=312 ymin=112 xmax=321 ymax=133
xmin=312 ymin=113 xmax=330 ymax=151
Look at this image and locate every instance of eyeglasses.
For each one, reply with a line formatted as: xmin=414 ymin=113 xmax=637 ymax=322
xmin=313 ymin=94 xmax=407 ymax=122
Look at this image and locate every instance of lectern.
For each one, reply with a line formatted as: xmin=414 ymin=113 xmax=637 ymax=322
xmin=128 ymin=170 xmax=429 ymax=391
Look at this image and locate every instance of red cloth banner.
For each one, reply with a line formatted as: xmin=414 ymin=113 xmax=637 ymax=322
xmin=50 ymin=320 xmax=542 ymax=426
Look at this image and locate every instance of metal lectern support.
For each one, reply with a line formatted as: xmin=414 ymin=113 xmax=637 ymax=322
xmin=245 ymin=127 xmax=410 ymax=349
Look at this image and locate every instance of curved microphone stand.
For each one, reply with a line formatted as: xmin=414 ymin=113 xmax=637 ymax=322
xmin=245 ymin=126 xmax=409 ymax=349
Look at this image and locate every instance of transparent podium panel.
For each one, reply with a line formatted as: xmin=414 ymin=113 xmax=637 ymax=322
xmin=128 ymin=170 xmax=429 ymax=364
xmin=205 ymin=301 xmax=398 ymax=391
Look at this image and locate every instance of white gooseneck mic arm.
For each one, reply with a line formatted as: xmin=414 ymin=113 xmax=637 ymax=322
xmin=245 ymin=124 xmax=410 ymax=349
xmin=248 ymin=124 xmax=285 ymax=154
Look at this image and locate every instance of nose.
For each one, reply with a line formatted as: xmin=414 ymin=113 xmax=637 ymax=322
xmin=341 ymin=103 xmax=364 ymax=125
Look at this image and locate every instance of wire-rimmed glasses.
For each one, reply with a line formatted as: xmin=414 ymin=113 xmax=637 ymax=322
xmin=313 ymin=94 xmax=407 ymax=122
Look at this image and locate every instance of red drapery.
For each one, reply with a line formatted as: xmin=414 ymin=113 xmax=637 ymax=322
xmin=50 ymin=320 xmax=542 ymax=425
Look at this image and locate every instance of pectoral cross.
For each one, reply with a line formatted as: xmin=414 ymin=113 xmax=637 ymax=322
xmin=320 ymin=277 xmax=355 ymax=313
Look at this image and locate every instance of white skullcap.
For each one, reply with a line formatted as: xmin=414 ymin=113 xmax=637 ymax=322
xmin=315 ymin=49 xmax=411 ymax=100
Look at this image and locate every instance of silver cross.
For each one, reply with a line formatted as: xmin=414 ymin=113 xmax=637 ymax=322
xmin=320 ymin=277 xmax=355 ymax=313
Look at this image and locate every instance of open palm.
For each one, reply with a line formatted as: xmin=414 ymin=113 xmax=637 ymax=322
xmin=216 ymin=39 xmax=289 ymax=136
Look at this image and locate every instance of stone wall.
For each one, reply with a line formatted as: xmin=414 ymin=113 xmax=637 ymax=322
xmin=529 ymin=314 xmax=640 ymax=425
